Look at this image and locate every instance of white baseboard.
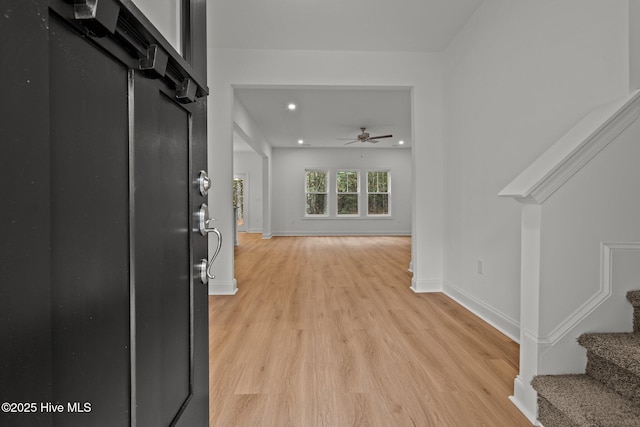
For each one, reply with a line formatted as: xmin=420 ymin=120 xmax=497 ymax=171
xmin=209 ymin=278 xmax=238 ymax=295
xmin=271 ymin=231 xmax=411 ymax=237
xmin=509 ymin=395 xmax=538 ymax=426
xmin=262 ymin=232 xmax=273 ymax=239
xmin=443 ymin=280 xmax=520 ymax=342
xmin=510 ymin=375 xmax=539 ymax=425
xmin=410 ymin=278 xmax=442 ymax=293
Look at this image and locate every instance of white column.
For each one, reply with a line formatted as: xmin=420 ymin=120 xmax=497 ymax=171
xmin=207 ymin=81 xmax=238 ymax=295
xmin=262 ymin=155 xmax=272 ymax=239
xmin=509 ymin=201 xmax=542 ymax=425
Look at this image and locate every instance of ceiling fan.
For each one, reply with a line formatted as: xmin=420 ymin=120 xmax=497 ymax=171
xmin=338 ymin=127 xmax=393 ymax=145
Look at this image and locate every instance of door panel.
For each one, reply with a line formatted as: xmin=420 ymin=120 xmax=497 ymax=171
xmin=132 ymin=74 xmax=193 ymax=426
xmin=49 ymin=13 xmax=131 ymax=426
xmin=1 ymin=2 xmax=52 ymax=427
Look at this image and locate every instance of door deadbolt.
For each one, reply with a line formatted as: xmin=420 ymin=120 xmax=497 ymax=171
xmin=197 ymin=170 xmax=211 ymax=196
xmin=197 ymin=259 xmax=208 ymax=284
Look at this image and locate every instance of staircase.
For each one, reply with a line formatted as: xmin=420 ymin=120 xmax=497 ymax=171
xmin=532 ymin=291 xmax=640 ymax=426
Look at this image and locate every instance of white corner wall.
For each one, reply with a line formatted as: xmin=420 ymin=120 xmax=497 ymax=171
xmin=442 ymin=0 xmax=629 ymax=340
xmin=271 ymin=147 xmax=412 ymax=236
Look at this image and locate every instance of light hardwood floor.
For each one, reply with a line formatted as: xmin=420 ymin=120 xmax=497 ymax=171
xmin=209 ymin=233 xmax=531 ymax=426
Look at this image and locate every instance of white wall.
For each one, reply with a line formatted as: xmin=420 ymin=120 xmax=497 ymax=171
xmin=271 ymin=148 xmax=412 ymax=236
xmin=132 ymin=0 xmax=181 ymax=53
xmin=630 ymin=1 xmax=640 ymax=91
xmin=207 ymin=46 xmax=444 ymax=294
xmin=442 ymin=0 xmax=629 ymax=338
xmin=233 ymin=150 xmax=264 ymax=233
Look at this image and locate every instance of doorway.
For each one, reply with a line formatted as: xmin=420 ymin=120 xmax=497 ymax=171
xmin=233 ymin=174 xmax=248 ymax=232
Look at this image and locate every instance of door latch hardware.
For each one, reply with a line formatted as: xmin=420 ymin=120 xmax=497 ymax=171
xmin=197 ymin=259 xmax=208 ymax=284
xmin=197 ymin=203 xmax=215 ymax=236
xmin=196 ymin=204 xmax=223 ymax=280
xmin=197 ymin=170 xmax=211 ymax=196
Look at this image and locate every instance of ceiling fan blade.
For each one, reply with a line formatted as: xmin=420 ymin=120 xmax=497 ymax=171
xmin=368 ymin=134 xmax=392 ymax=140
xmin=336 ymin=138 xmax=357 ymax=140
xmin=368 ymin=140 xmax=379 ymax=143
xmin=343 ymin=140 xmax=358 ymax=145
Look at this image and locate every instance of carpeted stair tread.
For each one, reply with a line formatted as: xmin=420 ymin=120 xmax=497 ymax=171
xmin=626 ymin=291 xmax=640 ymax=307
xmin=578 ymin=332 xmax=640 ymax=376
xmin=627 ymin=291 xmax=640 ymax=333
xmin=532 ymin=374 xmax=640 ymax=426
xmin=537 ymin=395 xmax=578 ymax=427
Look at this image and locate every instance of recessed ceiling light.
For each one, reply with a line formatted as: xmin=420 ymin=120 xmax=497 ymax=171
xmin=288 ymin=103 xmax=296 ymax=111
xmin=298 ymin=139 xmax=304 ymax=144
xmin=398 ymin=140 xmax=405 ymax=145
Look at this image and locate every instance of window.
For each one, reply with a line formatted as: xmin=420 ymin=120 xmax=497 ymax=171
xmin=336 ymin=170 xmax=359 ymax=215
xmin=305 ymin=170 xmax=328 ymax=215
xmin=367 ymin=171 xmax=390 ymax=215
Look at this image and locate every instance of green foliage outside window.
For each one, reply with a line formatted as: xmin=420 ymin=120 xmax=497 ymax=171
xmin=305 ymin=170 xmax=327 ymax=215
xmin=337 ymin=171 xmax=358 ymax=192
xmin=367 ymin=171 xmax=389 ymax=215
xmin=337 ymin=171 xmax=358 ymax=215
xmin=304 ymin=169 xmax=391 ymax=217
xmin=306 ymin=171 xmax=327 ymax=192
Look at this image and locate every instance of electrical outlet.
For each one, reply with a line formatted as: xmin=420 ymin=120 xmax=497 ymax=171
xmin=477 ymin=259 xmax=484 ymax=275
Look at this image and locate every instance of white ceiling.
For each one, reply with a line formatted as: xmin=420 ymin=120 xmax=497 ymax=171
xmin=211 ymin=0 xmax=483 ymax=52
xmin=218 ymin=0 xmax=484 ymax=152
xmin=235 ymin=87 xmax=412 ymax=149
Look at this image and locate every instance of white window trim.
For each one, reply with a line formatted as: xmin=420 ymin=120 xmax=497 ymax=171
xmin=304 ymin=169 xmax=329 ymax=217
xmin=336 ymin=169 xmax=360 ymax=217
xmin=302 ymin=167 xmax=394 ymax=220
xmin=366 ymin=169 xmax=391 ymax=217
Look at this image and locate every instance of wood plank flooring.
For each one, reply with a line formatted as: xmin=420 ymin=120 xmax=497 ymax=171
xmin=209 ymin=233 xmax=531 ymax=426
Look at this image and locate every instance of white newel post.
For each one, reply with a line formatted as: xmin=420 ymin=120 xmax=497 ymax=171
xmin=508 ymin=201 xmax=542 ymax=424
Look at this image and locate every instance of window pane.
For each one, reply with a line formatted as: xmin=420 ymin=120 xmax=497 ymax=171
xmin=306 ymin=171 xmax=327 ymax=192
xmin=368 ymin=194 xmax=389 ymax=215
xmin=306 ymin=194 xmax=327 ymax=215
xmin=367 ymin=172 xmax=376 ymax=192
xmin=337 ymin=171 xmax=358 ymax=192
xmin=337 ymin=194 xmax=358 ymax=215
xmin=348 ymin=172 xmax=358 ymax=191
xmin=337 ymin=171 xmax=347 ymax=192
xmin=368 ymin=171 xmax=388 ymax=192
xmin=378 ymin=172 xmax=388 ymax=192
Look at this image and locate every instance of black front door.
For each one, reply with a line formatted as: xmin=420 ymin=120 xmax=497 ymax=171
xmin=10 ymin=3 xmax=211 ymax=426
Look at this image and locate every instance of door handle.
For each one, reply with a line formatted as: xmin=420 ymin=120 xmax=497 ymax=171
xmin=205 ymin=227 xmax=222 ymax=280
xmin=196 ymin=203 xmax=222 ymax=280
xmin=197 ymin=203 xmax=216 ymax=236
